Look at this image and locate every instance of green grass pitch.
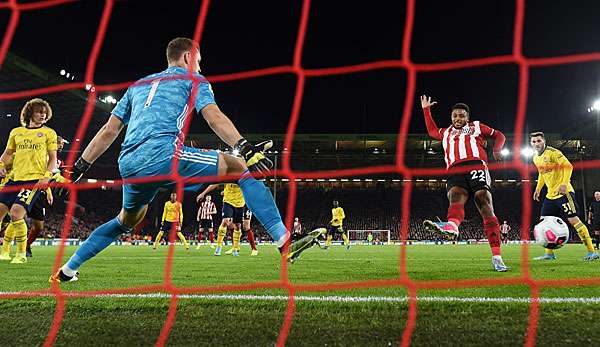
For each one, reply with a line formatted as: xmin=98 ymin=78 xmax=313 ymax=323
xmin=1 ymin=244 xmax=599 ymax=346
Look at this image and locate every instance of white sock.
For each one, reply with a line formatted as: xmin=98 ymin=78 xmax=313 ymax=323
xmin=61 ymin=264 xmax=78 ymax=277
xmin=492 ymin=255 xmax=503 ymax=261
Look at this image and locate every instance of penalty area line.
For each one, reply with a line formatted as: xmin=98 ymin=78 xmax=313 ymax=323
xmin=1 ymin=292 xmax=600 ymax=304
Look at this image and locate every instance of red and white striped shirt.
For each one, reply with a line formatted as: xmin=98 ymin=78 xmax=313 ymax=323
xmin=197 ymin=200 xmax=216 ymax=220
xmin=500 ymin=223 xmax=511 ymax=234
xmin=423 ymin=107 xmax=505 ymax=168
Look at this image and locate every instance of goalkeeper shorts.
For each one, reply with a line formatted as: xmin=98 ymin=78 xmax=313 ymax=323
xmin=121 ymin=147 xmax=219 ymax=212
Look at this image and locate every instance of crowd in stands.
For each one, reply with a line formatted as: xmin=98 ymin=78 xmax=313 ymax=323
xmin=10 ymin=185 xmax=589 ymax=243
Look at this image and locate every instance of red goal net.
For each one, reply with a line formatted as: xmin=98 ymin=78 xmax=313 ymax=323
xmin=1 ymin=1 xmax=600 ymax=346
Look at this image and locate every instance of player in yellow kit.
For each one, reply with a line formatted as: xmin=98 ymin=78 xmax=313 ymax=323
xmin=530 ymin=132 xmax=599 ymax=261
xmin=324 ymin=200 xmax=350 ymax=250
xmin=0 ymin=98 xmax=58 ymax=263
xmin=153 ymin=192 xmax=189 ymax=250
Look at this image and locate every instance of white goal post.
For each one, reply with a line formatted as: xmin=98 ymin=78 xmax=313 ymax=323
xmin=347 ymin=230 xmax=391 ymax=244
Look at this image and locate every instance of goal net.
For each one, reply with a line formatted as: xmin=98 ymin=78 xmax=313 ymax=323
xmin=347 ymin=230 xmax=391 ymax=244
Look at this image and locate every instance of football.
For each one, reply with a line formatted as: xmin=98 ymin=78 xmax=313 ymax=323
xmin=534 ymin=216 xmax=570 ymax=249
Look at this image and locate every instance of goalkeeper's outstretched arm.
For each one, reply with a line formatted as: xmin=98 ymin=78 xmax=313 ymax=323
xmin=80 ymin=115 xmax=124 ymax=164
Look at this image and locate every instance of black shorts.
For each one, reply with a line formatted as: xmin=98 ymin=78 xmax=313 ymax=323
xmin=0 ymin=180 xmax=44 ymax=214
xmin=327 ymin=225 xmax=344 ymax=236
xmin=243 ymin=206 xmax=252 ymax=221
xmin=222 ymin=202 xmax=243 ymax=224
xmin=199 ymin=219 xmax=213 ymax=229
xmin=541 ymin=192 xmax=579 ymax=219
xmin=29 ymin=192 xmax=51 ymax=221
xmin=160 ymin=221 xmax=179 ymax=232
xmin=446 ymin=161 xmax=491 ymax=194
xmin=501 ymin=232 xmax=508 ymax=239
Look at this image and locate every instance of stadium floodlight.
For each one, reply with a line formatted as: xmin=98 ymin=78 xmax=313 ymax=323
xmin=521 ymin=147 xmax=535 ymax=158
xmin=66 ymin=72 xmax=70 ymax=78
xmin=6 ymin=114 xmax=11 ymax=117
xmin=593 ymin=99 xmax=600 ymax=111
xmin=500 ymin=148 xmax=510 ymax=157
xmin=60 ymin=69 xmax=66 ymax=76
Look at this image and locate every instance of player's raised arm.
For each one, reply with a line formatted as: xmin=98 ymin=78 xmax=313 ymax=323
xmin=69 ymin=115 xmax=125 ymax=183
xmin=420 ymin=95 xmax=443 ymax=140
xmin=196 ymin=183 xmax=219 ymax=202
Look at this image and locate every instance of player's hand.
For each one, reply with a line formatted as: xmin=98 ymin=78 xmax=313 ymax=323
xmin=558 ymin=184 xmax=567 ymax=195
xmin=493 ymin=151 xmax=503 ymax=162
xmin=66 ymin=157 xmax=92 ymax=184
xmin=47 ymin=190 xmax=54 ymax=206
xmin=533 ymin=190 xmax=540 ymax=201
xmin=235 ymin=138 xmax=273 ymax=176
xmin=196 ymin=194 xmax=204 ymax=203
xmin=420 ymin=95 xmax=437 ymax=109
xmin=0 ymin=166 xmax=6 ymax=177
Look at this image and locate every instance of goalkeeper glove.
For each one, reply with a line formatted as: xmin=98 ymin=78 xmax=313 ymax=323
xmin=67 ymin=157 xmax=92 ymax=183
xmin=234 ymin=138 xmax=273 ymax=175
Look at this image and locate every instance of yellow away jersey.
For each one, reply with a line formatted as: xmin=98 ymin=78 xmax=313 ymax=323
xmin=162 ymin=201 xmax=183 ymax=223
xmin=533 ymin=146 xmax=574 ymax=200
xmin=223 ymin=183 xmax=245 ymax=208
xmin=330 ymin=207 xmax=345 ymax=227
xmin=6 ymin=126 xmax=57 ymax=181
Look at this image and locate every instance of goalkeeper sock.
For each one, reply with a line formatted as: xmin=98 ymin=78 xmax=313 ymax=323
xmin=217 ymin=225 xmax=226 ymax=247
xmin=341 ymin=233 xmax=350 ymax=246
xmin=1 ymin=222 xmax=14 ymax=256
xmin=233 ymin=228 xmax=241 ymax=251
xmin=176 ymin=232 xmax=189 ymax=249
xmin=154 ymin=231 xmax=164 ymax=248
xmin=12 ymin=219 xmax=27 ymax=258
xmin=483 ymin=216 xmax=501 ymax=256
xmin=238 ymin=171 xmax=288 ymax=246
xmin=246 ymin=228 xmax=257 ymax=250
xmin=326 ymin=234 xmax=333 ymax=247
xmin=64 ymin=217 xmax=128 ymax=273
xmin=447 ymin=202 xmax=465 ymax=227
xmin=574 ymin=221 xmax=595 ymax=252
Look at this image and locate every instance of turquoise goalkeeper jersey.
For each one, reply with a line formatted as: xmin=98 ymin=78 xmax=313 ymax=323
xmin=112 ymin=66 xmax=216 ymax=178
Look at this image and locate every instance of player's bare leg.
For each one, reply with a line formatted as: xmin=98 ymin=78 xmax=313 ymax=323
xmin=423 ymin=186 xmax=467 ymax=238
xmin=474 ymin=190 xmax=508 ymax=272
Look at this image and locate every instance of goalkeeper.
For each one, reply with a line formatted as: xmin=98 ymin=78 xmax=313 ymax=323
xmin=51 ymin=37 xmax=321 ymax=283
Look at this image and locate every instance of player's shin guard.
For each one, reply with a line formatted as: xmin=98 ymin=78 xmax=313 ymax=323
xmin=217 ymin=225 xmax=226 ymax=247
xmin=153 ymin=231 xmax=164 ymax=249
xmin=1 ymin=222 xmax=14 ymax=256
xmin=483 ymin=216 xmax=501 ymax=256
xmin=238 ymin=171 xmax=287 ymax=246
xmin=574 ymin=221 xmax=595 ymax=252
xmin=12 ymin=220 xmax=27 ymax=258
xmin=176 ymin=232 xmax=189 ymax=249
xmin=246 ymin=228 xmax=257 ymax=250
xmin=63 ymin=217 xmax=129 ymax=275
xmin=447 ymin=202 xmax=465 ymax=227
xmin=233 ymin=229 xmax=241 ymax=251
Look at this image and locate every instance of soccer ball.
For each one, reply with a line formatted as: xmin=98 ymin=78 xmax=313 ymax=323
xmin=533 ymin=216 xmax=569 ymax=249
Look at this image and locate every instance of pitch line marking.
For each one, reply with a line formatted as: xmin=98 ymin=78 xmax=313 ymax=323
xmin=2 ymin=292 xmax=600 ymax=304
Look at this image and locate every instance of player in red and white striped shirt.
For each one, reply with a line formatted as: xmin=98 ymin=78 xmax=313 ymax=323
xmin=196 ymin=195 xmax=217 ymax=249
xmin=420 ymin=95 xmax=508 ymax=272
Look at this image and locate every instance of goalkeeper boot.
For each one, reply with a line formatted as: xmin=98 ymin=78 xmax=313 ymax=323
xmin=251 ymin=249 xmax=259 ymax=256
xmin=533 ymin=253 xmax=556 ymax=261
xmin=0 ymin=252 xmax=11 ymax=261
xmin=49 ymin=269 xmax=79 ymax=283
xmin=492 ymin=256 xmax=509 ymax=272
xmin=214 ymin=246 xmax=222 ymax=256
xmin=287 ymin=228 xmax=327 ymax=263
xmin=423 ymin=219 xmax=459 ymax=238
xmin=224 ymin=247 xmax=235 ymax=255
xmin=583 ymin=251 xmax=599 ymax=261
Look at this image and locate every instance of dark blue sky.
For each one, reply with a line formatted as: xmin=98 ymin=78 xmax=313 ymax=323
xmin=3 ymin=0 xmax=600 ymax=136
